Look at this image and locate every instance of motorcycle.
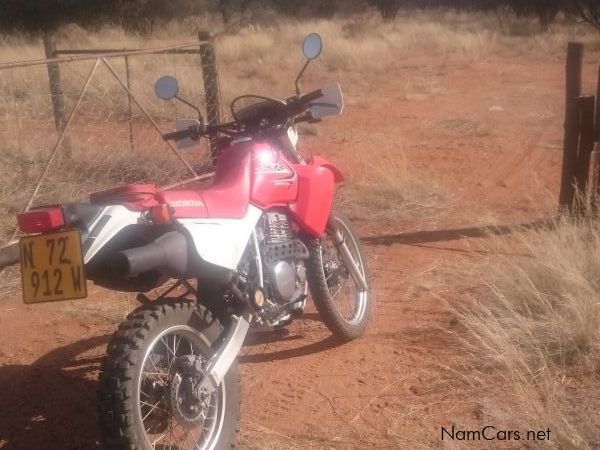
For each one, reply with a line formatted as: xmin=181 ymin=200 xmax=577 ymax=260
xmin=14 ymin=33 xmax=371 ymax=449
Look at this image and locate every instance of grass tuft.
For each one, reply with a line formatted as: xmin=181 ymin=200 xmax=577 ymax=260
xmin=451 ymin=210 xmax=600 ymax=448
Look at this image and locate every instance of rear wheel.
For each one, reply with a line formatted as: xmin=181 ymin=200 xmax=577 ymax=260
xmin=306 ymin=213 xmax=372 ymax=341
xmin=98 ymin=300 xmax=239 ymax=450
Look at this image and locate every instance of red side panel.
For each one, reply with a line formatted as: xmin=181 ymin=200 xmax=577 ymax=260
xmin=250 ymin=142 xmax=298 ymax=208
xmin=156 ymin=190 xmax=208 ymax=218
xmin=289 ymin=164 xmax=334 ymax=236
xmin=201 ymin=143 xmax=252 ymax=219
xmin=157 ymin=145 xmax=252 ymax=219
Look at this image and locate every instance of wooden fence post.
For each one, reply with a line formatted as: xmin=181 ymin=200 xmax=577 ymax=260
xmin=43 ymin=31 xmax=71 ymax=156
xmin=575 ymin=96 xmax=595 ymax=192
xmin=199 ymin=31 xmax=222 ymax=160
xmin=559 ymin=42 xmax=584 ymax=210
xmin=591 ymin=65 xmax=600 ymax=198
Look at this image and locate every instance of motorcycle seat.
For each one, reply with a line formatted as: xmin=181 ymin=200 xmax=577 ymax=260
xmin=91 ymin=146 xmax=251 ymax=219
xmin=90 ymin=184 xmax=159 ymax=211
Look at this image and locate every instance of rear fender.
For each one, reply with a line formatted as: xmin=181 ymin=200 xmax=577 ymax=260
xmin=83 ymin=205 xmax=141 ymax=264
xmin=310 ymin=155 xmax=345 ymax=184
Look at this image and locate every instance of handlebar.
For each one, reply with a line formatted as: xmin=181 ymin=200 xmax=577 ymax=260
xmin=298 ymin=88 xmax=323 ymax=105
xmin=163 ymin=88 xmax=324 ymax=142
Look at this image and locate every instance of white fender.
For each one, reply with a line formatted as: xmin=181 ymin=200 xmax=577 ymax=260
xmin=83 ymin=205 xmax=142 ymax=264
xmin=178 ymin=205 xmax=262 ymax=271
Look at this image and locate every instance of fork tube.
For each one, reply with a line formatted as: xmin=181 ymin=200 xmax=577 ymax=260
xmin=330 ymin=228 xmax=368 ymax=292
xmin=251 ymin=230 xmax=264 ymax=288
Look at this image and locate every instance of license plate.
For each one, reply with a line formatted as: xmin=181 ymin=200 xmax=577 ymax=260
xmin=20 ymin=229 xmax=87 ymax=304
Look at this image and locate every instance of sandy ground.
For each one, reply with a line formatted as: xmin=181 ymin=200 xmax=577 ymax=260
xmin=0 ymin=46 xmax=596 ymax=449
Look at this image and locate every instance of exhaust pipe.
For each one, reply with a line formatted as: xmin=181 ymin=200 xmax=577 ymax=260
xmin=112 ymin=231 xmax=191 ymax=278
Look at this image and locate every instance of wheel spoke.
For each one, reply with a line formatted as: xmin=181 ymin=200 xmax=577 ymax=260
xmin=151 ymin=432 xmax=166 ymax=447
xmin=142 ymin=400 xmax=162 ymax=423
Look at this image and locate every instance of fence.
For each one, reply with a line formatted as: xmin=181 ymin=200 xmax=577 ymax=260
xmin=0 ymin=31 xmax=222 ymax=243
xmin=559 ymin=42 xmax=600 ymax=210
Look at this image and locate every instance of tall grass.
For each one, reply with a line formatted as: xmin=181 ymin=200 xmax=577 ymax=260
xmin=453 ymin=211 xmax=600 ymax=448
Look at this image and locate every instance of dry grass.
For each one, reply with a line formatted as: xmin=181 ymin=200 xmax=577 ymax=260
xmin=337 ymin=153 xmax=448 ymax=227
xmin=0 ymin=9 xmax=517 ymax=240
xmin=450 ymin=211 xmax=600 ymax=448
xmin=0 ymin=9 xmax=598 ymax=239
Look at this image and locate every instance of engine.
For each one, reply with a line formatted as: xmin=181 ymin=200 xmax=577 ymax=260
xmin=258 ymin=212 xmax=309 ymax=307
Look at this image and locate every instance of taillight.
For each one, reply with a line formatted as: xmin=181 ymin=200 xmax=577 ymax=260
xmin=17 ymin=207 xmax=65 ymax=234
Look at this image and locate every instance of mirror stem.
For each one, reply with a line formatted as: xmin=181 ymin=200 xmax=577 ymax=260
xmin=175 ymin=95 xmax=203 ymax=122
xmin=294 ymin=59 xmax=310 ymax=96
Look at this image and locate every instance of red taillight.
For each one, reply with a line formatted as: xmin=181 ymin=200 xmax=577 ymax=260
xmin=17 ymin=207 xmax=65 ymax=233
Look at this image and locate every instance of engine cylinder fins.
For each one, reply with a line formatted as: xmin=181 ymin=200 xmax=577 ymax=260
xmin=262 ymin=239 xmax=309 ymax=265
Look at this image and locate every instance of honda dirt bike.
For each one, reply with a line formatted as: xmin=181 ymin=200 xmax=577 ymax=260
xmin=14 ymin=33 xmax=371 ymax=449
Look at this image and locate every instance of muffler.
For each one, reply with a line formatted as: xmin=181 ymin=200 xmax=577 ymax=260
xmin=112 ymin=231 xmax=191 ymax=278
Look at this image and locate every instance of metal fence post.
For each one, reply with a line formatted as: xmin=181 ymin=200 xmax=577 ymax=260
xmin=43 ymin=31 xmax=71 ymax=156
xmin=124 ymin=54 xmax=135 ymax=153
xmin=199 ymin=30 xmax=222 ymax=160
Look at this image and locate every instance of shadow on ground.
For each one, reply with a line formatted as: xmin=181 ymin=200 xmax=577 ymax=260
xmin=361 ymin=218 xmax=555 ymax=246
xmin=0 ymin=319 xmax=340 ymax=449
xmin=0 ymin=335 xmax=109 ymax=449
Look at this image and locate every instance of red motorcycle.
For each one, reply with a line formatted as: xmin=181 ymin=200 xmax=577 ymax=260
xmin=15 ymin=33 xmax=371 ymax=449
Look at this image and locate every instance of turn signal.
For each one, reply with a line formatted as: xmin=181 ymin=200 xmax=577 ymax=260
xmin=150 ymin=204 xmax=173 ymax=224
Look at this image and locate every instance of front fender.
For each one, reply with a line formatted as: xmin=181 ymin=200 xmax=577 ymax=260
xmin=310 ymin=155 xmax=345 ymax=183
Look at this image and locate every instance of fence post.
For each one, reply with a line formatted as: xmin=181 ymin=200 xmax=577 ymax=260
xmin=124 ymin=54 xmax=135 ymax=153
xmin=591 ymin=65 xmax=600 ymax=198
xmin=43 ymin=31 xmax=71 ymax=156
xmin=575 ymin=96 xmax=595 ymax=192
xmin=199 ymin=30 xmax=222 ymax=160
xmin=559 ymin=42 xmax=584 ymax=210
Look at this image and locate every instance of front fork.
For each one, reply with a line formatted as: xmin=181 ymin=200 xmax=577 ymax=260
xmin=199 ymin=314 xmax=250 ymax=394
xmin=327 ymin=217 xmax=369 ymax=292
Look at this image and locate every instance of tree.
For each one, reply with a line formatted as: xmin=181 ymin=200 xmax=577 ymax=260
xmin=368 ymin=0 xmax=402 ymax=21
xmin=568 ymin=0 xmax=600 ymax=31
xmin=506 ymin=0 xmax=562 ymax=30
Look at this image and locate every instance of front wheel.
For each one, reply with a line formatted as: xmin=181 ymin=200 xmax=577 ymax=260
xmin=98 ymin=300 xmax=239 ymax=450
xmin=306 ymin=213 xmax=372 ymax=341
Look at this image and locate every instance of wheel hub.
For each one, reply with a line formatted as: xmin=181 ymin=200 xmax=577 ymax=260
xmin=169 ymin=355 xmax=210 ymax=428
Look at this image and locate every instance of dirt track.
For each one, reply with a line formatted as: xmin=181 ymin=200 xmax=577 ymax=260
xmin=0 ymin=48 xmax=592 ymax=449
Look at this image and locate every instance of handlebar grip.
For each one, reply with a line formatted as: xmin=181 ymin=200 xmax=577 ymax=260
xmin=163 ymin=131 xmax=184 ymax=141
xmin=162 ymin=125 xmax=202 ymax=141
xmin=298 ymin=89 xmax=323 ymax=105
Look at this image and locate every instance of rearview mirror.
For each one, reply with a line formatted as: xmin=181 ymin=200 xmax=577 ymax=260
xmin=155 ymin=76 xmax=179 ymax=101
xmin=302 ymin=33 xmax=323 ymax=60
